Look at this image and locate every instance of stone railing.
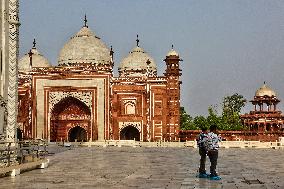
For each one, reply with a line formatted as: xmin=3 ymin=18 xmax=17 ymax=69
xmin=17 ymin=139 xmax=48 ymax=164
xmin=219 ymin=141 xmax=283 ymax=149
xmin=0 ymin=139 xmax=49 ymax=177
xmin=0 ymin=142 xmax=18 ymax=168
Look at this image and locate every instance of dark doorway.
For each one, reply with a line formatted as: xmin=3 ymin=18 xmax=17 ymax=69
xmin=17 ymin=128 xmax=23 ymax=141
xmin=68 ymin=126 xmax=87 ymax=142
xmin=266 ymin=124 xmax=271 ymax=131
xmin=120 ymin=126 xmax=140 ymax=141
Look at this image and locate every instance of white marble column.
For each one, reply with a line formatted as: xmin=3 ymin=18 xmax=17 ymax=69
xmin=0 ymin=0 xmax=20 ymax=143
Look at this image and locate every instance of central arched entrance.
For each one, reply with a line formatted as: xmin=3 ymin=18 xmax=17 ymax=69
xmin=68 ymin=126 xmax=87 ymax=142
xmin=50 ymin=96 xmax=92 ymax=142
xmin=120 ymin=126 xmax=140 ymax=141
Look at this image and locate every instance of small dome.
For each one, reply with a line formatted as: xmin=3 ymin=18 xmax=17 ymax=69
xmin=119 ymin=46 xmax=157 ymax=77
xmin=255 ymin=83 xmax=277 ymax=97
xmin=19 ymin=47 xmax=51 ymax=71
xmin=58 ymin=26 xmax=111 ymax=66
xmin=167 ymin=49 xmax=179 ymax=57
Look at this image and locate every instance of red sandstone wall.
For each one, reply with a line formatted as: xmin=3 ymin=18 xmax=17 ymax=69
xmin=179 ymin=130 xmax=284 ymax=142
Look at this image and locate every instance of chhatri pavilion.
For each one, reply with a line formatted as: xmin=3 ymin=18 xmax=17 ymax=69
xmin=241 ymin=82 xmax=284 ymax=132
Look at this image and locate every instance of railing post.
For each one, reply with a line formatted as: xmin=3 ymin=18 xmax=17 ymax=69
xmin=32 ymin=140 xmax=35 ymax=162
xmin=44 ymin=140 xmax=47 ymax=158
xmin=37 ymin=140 xmax=39 ymax=159
xmin=19 ymin=141 xmax=23 ymax=164
xmin=7 ymin=142 xmax=11 ymax=167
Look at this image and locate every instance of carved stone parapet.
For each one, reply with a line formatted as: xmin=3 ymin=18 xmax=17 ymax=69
xmin=0 ymin=145 xmax=18 ymax=168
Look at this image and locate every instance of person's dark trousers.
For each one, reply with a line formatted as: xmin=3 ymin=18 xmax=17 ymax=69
xmin=199 ymin=148 xmax=207 ymax=174
xmin=207 ymin=150 xmax=218 ymax=176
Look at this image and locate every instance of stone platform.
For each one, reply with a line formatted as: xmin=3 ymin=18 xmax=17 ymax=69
xmin=0 ymin=146 xmax=283 ymax=189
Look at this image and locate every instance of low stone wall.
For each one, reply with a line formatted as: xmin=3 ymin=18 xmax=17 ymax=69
xmin=179 ymin=130 xmax=284 ymax=142
xmin=53 ymin=140 xmax=284 ymax=149
xmin=0 ymin=159 xmax=49 ymax=177
xmin=0 ymin=140 xmax=49 ymax=177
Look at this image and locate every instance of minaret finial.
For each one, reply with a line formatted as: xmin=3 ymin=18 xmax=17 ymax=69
xmin=136 ymin=34 xmax=139 ymax=47
xmin=33 ymin=38 xmax=36 ymax=48
xmin=84 ymin=14 xmax=88 ymax=27
xmin=110 ymin=45 xmax=114 ymax=65
xmin=264 ymin=81 xmax=266 ymax=85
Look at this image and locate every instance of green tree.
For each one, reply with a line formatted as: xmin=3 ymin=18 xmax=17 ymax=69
xmin=222 ymin=93 xmax=246 ymax=130
xmin=193 ymin=115 xmax=207 ymax=130
xmin=207 ymin=106 xmax=221 ymax=129
xmin=180 ymin=93 xmax=246 ymax=131
xmin=180 ymin=107 xmax=197 ymax=130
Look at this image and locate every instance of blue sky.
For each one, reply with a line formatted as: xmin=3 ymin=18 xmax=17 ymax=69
xmin=19 ymin=0 xmax=284 ymax=116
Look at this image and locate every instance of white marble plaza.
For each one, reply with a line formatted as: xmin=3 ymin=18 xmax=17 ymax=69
xmin=0 ymin=146 xmax=283 ymax=189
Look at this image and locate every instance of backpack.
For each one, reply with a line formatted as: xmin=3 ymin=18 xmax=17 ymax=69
xmin=203 ymin=134 xmax=214 ymax=151
xmin=197 ymin=133 xmax=207 ymax=148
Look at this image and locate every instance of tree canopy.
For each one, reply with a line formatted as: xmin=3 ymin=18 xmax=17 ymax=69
xmin=180 ymin=93 xmax=246 ymax=131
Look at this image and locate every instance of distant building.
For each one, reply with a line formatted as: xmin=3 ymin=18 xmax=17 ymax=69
xmin=241 ymin=83 xmax=284 ymax=132
xmin=17 ymin=18 xmax=182 ymax=142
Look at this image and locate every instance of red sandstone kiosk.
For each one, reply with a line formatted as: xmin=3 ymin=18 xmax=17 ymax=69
xmin=241 ymin=82 xmax=284 ymax=134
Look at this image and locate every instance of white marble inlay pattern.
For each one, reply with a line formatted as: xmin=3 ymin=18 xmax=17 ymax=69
xmin=119 ymin=122 xmax=141 ymax=132
xmin=49 ymin=91 xmax=93 ymax=113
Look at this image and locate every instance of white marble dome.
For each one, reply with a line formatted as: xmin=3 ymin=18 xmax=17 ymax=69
xmin=119 ymin=46 xmax=157 ymax=77
xmin=18 ymin=47 xmax=51 ymax=71
xmin=255 ymin=83 xmax=277 ymax=97
xmin=58 ymin=26 xmax=111 ymax=66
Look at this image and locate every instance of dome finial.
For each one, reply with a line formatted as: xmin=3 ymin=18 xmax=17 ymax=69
xmin=32 ymin=38 xmax=36 ymax=48
xmin=136 ymin=34 xmax=140 ymax=47
xmin=84 ymin=14 xmax=88 ymax=28
xmin=264 ymin=81 xmax=266 ymax=85
xmin=171 ymin=44 xmax=174 ymax=50
xmin=110 ymin=45 xmax=114 ymax=57
xmin=28 ymin=49 xmax=33 ymax=68
xmin=110 ymin=45 xmax=114 ymax=65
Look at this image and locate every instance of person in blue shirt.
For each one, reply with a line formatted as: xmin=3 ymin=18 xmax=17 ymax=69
xmin=204 ymin=124 xmax=222 ymax=180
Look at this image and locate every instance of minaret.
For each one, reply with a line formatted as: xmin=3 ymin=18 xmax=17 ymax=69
xmin=164 ymin=45 xmax=182 ymax=141
xmin=0 ymin=0 xmax=20 ymax=143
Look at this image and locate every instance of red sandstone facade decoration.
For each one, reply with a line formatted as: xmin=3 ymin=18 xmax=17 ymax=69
xmin=179 ymin=130 xmax=284 ymax=142
xmin=18 ymin=60 xmax=182 ymax=142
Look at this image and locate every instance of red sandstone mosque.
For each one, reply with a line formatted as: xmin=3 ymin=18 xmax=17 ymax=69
xmin=17 ymin=17 xmax=182 ymax=142
xmin=241 ymin=82 xmax=284 ymax=132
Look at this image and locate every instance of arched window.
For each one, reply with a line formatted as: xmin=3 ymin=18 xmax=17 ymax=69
xmin=125 ymin=102 xmax=136 ymax=115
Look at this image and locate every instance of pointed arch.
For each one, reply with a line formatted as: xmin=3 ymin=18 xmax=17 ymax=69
xmin=50 ymin=96 xmax=91 ymax=142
